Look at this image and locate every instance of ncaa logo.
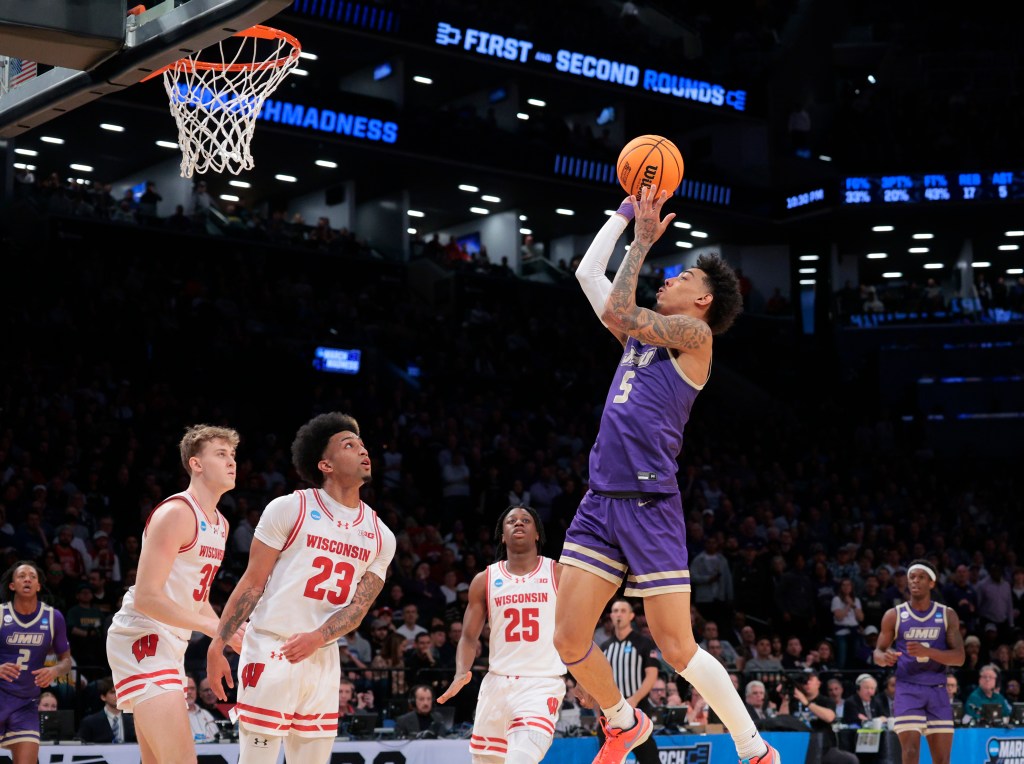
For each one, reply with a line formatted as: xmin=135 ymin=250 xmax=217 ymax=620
xmin=2 ymin=615 xmax=11 ymax=624
xmin=900 ymin=610 xmax=909 ymax=619
xmin=494 ymin=579 xmax=504 ymax=588
xmin=989 ymin=739 xmax=1002 ymax=759
xmin=200 ymin=521 xmax=207 ymax=532
xmin=311 ymin=510 xmax=321 ymax=521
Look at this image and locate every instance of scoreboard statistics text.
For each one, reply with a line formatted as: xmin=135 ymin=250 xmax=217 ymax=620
xmin=842 ymin=172 xmax=1022 ymax=205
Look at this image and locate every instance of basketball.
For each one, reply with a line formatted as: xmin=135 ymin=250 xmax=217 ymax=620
xmin=616 ymin=134 xmax=684 ymax=199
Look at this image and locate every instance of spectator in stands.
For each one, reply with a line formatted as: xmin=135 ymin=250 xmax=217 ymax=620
xmin=842 ymin=674 xmax=884 ymax=726
xmin=137 ymin=181 xmax=162 ymax=224
xmin=78 ymin=678 xmax=136 ymax=743
xmin=879 ymin=675 xmax=897 ymax=718
xmin=744 ymin=680 xmax=775 ymax=724
xmin=197 ymin=677 xmax=227 ymax=721
xmin=184 ymin=674 xmax=218 ymax=743
xmin=964 ymin=665 xmax=1012 ymax=722
xmin=778 ymin=672 xmax=858 ymax=764
xmin=831 ymin=578 xmax=864 ymax=668
xmin=826 ymin=678 xmax=847 ymax=720
xmin=944 ymin=565 xmax=979 ymax=632
xmin=745 ymin=636 xmax=785 ymax=678
xmin=396 ymin=604 xmax=427 ymax=643
xmin=86 ymin=569 xmax=114 ymax=614
xmin=691 ymin=536 xmax=734 ymax=628
xmin=946 ymin=674 xmax=960 ymax=703
xmin=780 ymin=636 xmax=806 ymax=670
xmin=37 ymin=692 xmax=59 ymax=712
xmin=338 ymin=677 xmax=357 ymax=716
xmin=232 ymin=506 xmax=260 ymax=555
xmin=977 ymin=565 xmax=1013 ymax=642
xmin=556 ymin=675 xmax=586 ymax=733
xmin=344 ymin=627 xmax=373 ymax=665
xmin=394 ymin=685 xmax=445 ymax=738
xmin=67 ymin=583 xmax=105 ymax=671
xmin=700 ymin=622 xmax=739 ymax=667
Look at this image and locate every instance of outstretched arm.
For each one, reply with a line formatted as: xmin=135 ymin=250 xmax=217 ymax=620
xmin=602 ymin=187 xmax=713 ymax=353
xmin=576 ymin=199 xmax=634 ymax=345
xmin=438 ymin=571 xmax=487 ymax=704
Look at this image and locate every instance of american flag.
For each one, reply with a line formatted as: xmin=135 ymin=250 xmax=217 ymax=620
xmin=8 ymin=58 xmax=37 ymax=89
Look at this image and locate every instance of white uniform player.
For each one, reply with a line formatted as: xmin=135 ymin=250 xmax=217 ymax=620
xmin=234 ymin=488 xmax=393 ymax=736
xmin=439 ymin=506 xmax=565 ymax=764
xmin=108 ymin=491 xmax=228 ymax=709
xmin=207 ymin=412 xmax=394 ymax=764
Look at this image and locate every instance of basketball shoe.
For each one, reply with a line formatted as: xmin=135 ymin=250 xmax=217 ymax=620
xmin=593 ymin=707 xmax=653 ymax=764
xmin=741 ymin=743 xmax=782 ymax=764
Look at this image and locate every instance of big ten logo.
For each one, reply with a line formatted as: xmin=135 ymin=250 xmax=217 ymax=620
xmin=132 ymin=634 xmax=159 ymax=662
xmin=330 ymin=753 xmax=408 ymax=764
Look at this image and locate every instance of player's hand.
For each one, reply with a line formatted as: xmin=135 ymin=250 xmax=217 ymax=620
xmin=0 ymin=663 xmax=21 ymax=681
xmin=207 ymin=640 xmax=234 ymax=701
xmin=281 ymin=631 xmax=323 ymax=663
xmin=629 ymin=184 xmax=675 ymax=248
xmin=437 ymin=671 xmax=472 ymax=704
xmin=227 ymin=623 xmax=247 ymax=654
xmin=906 ymin=642 xmax=930 ymax=659
xmin=575 ymin=684 xmax=595 ymax=709
xmin=31 ymin=667 xmax=58 ymax=687
xmin=874 ymin=648 xmax=900 ymax=667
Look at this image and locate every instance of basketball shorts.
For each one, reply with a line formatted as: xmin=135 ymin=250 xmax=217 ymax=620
xmin=0 ymin=693 xmax=40 ymax=747
xmin=235 ymin=628 xmax=340 ymax=738
xmin=560 ymin=490 xmax=690 ymax=597
xmin=471 ymin=673 xmax=564 ymax=758
xmin=107 ymin=618 xmax=187 ymax=713
xmin=893 ymin=682 xmax=953 ymax=736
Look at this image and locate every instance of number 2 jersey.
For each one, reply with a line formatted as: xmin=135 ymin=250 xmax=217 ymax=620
xmin=893 ymin=601 xmax=951 ymax=686
xmin=0 ymin=601 xmax=69 ymax=699
xmin=113 ymin=491 xmax=227 ymax=642
xmin=486 ymin=557 xmax=564 ymax=677
xmin=247 ymin=488 xmax=395 ymax=640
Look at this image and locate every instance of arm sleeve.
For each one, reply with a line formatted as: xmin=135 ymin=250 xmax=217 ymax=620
xmin=576 ymin=210 xmax=630 ymax=321
xmin=253 ymin=495 xmax=298 ymax=551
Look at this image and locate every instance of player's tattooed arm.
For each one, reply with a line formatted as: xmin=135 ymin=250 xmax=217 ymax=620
xmin=217 ymin=586 xmax=263 ymax=641
xmin=317 ymin=572 xmax=385 ymax=645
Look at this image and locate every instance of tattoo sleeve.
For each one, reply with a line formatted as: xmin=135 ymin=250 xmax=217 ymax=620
xmin=317 ymin=573 xmax=385 ymax=644
xmin=605 ymin=241 xmax=711 ymax=350
xmin=217 ymin=585 xmax=264 ymax=641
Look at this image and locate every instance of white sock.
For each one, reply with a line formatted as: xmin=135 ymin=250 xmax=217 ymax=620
xmin=600 ymin=695 xmax=635 ymax=730
xmin=680 ymin=648 xmax=767 ymax=761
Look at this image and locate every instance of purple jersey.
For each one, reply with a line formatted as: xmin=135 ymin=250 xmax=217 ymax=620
xmin=893 ymin=601 xmax=949 ymax=686
xmin=589 ymin=337 xmax=703 ymax=493
xmin=0 ymin=602 xmax=69 ymax=699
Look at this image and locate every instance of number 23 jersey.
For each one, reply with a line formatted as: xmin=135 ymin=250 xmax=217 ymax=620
xmin=486 ymin=557 xmax=564 ymax=677
xmin=248 ymin=489 xmax=395 ymax=640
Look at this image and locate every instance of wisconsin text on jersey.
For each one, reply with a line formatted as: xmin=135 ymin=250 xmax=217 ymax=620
xmin=493 ymin=591 xmax=550 ymax=607
xmin=198 ymin=545 xmax=224 ymax=561
xmin=305 ymin=534 xmax=372 ymax=562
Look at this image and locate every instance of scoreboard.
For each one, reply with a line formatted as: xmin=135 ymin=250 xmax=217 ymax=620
xmin=842 ymin=172 xmax=1023 ymax=205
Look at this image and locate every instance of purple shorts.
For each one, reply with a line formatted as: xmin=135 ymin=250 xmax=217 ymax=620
xmin=559 ymin=491 xmax=690 ymax=597
xmin=0 ymin=693 xmax=40 ymax=746
xmin=893 ymin=682 xmax=953 ymax=736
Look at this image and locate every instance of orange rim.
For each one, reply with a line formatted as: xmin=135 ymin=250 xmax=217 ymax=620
xmin=141 ymin=25 xmax=300 ymax=82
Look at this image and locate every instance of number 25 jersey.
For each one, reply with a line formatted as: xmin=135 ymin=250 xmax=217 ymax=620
xmin=248 ymin=488 xmax=396 ymax=640
xmin=486 ymin=557 xmax=564 ymax=677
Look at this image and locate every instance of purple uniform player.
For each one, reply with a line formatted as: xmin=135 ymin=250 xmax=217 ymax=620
xmin=875 ymin=560 xmax=964 ymax=764
xmin=553 ymin=188 xmax=776 ymax=764
xmin=0 ymin=562 xmax=72 ymax=764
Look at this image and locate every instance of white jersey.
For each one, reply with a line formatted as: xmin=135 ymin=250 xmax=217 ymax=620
xmin=486 ymin=556 xmax=564 ymax=677
xmin=248 ymin=488 xmax=396 ymax=640
xmin=115 ymin=491 xmax=227 ymax=642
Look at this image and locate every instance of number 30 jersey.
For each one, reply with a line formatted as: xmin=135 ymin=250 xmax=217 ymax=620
xmin=486 ymin=557 xmax=564 ymax=677
xmin=115 ymin=491 xmax=227 ymax=642
xmin=248 ymin=489 xmax=395 ymax=641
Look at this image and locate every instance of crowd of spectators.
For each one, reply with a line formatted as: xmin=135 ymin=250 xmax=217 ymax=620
xmin=1 ymin=197 xmax=1021 ymax=741
xmin=834 ymin=277 xmax=1024 ymax=325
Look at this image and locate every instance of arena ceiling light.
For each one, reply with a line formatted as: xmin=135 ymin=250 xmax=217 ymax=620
xmin=413 ymin=75 xmax=433 ymax=84
xmin=799 ymin=279 xmax=815 ymax=285
xmin=13 ymin=163 xmax=34 ymax=170
xmin=799 ymin=268 xmax=817 ymax=274
xmin=40 ymin=136 xmax=64 ymax=144
xmin=407 ymin=227 xmax=417 ymax=235
xmin=315 ymin=159 xmax=338 ymax=168
xmin=14 ymin=148 xmax=37 ymax=156
xmin=220 ymin=194 xmax=239 ymax=202
xmin=481 ymin=195 xmax=501 ymax=203
xmin=407 ymin=210 xmax=425 ymax=218
xmin=298 ymin=51 xmax=318 ymax=60
xmin=673 ymin=221 xmax=691 ymax=229
xmin=519 ymin=215 xmax=527 ymax=221
xmin=527 ymin=98 xmax=546 ymax=107
xmin=458 ymin=184 xmax=479 ymax=192
xmin=1006 ymin=231 xmax=1024 ymax=237
xmin=100 ymin=123 xmax=124 ymax=132
xmin=516 ymin=113 xmax=530 ymax=120
xmin=604 ymin=209 xmax=616 ymax=216
xmin=520 ymin=228 xmax=532 ymax=235
xmin=924 ymin=263 xmax=944 ymax=269
xmin=291 ymin=68 xmax=309 ymax=76
xmin=972 ymin=261 xmax=991 ymax=268
xmin=909 ymin=247 xmax=929 ymax=253
xmin=676 ymin=241 xmax=693 ymax=248
xmin=274 ymin=174 xmax=297 ymax=182
xmin=470 ymin=207 xmax=489 ymax=215
xmin=1008 ymin=268 xmax=1024 ymax=274
xmin=691 ymin=231 xmax=708 ymax=238
xmin=912 ymin=233 xmax=934 ymax=239
xmin=872 ymin=225 xmax=894 ymax=232
xmin=69 ymin=163 xmax=93 ymax=172
xmin=998 ymin=244 xmax=1019 ymax=251
xmin=882 ymin=271 xmax=903 ymax=278
xmin=818 ymin=155 xmax=832 ymax=162
xmin=155 ymin=140 xmax=178 ymax=149
xmin=228 ymin=180 xmax=251 ymax=188
xmin=555 ymin=208 xmax=575 ymax=216
xmin=866 ymin=253 xmax=888 ymax=259
xmin=799 ymin=255 xmax=819 ymax=261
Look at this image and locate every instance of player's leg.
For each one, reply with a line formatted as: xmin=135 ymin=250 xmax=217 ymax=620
xmin=134 ymin=717 xmax=158 ymax=764
xmin=3 ymin=698 xmax=42 ymax=764
xmin=893 ymin=683 xmax=930 ymax=764
xmin=283 ymin=734 xmax=334 ymax=762
xmin=132 ymin=690 xmax=198 ymax=764
xmin=471 ymin=673 xmax=511 ymax=761
xmin=921 ymin=685 xmax=954 ymax=764
xmin=7 ymin=742 xmax=39 ymax=764
xmin=238 ymin=729 xmax=284 ymax=764
xmin=923 ymin=729 xmax=953 ymax=764
xmin=504 ymin=676 xmax=564 ymax=764
xmin=554 ymin=492 xmax=627 ymax=710
xmin=896 ymin=730 xmax=923 ymax=764
xmin=625 ymin=494 xmax=774 ymax=764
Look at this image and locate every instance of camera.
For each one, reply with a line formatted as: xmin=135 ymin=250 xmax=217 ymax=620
xmin=778 ymin=673 xmax=808 ymax=698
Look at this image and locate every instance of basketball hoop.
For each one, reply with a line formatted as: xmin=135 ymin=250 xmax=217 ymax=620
xmin=148 ymin=25 xmax=300 ymax=177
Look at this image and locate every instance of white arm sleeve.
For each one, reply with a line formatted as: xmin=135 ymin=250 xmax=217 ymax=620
xmin=576 ymin=212 xmax=630 ymax=322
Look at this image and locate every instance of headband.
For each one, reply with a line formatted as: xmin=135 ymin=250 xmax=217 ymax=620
xmin=907 ymin=563 xmax=936 ymax=581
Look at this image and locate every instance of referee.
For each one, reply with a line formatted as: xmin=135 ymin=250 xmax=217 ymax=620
xmin=597 ymin=598 xmax=661 ymax=764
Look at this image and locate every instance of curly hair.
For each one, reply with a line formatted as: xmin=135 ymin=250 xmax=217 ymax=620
xmin=493 ymin=504 xmax=545 ymax=561
xmin=290 ymin=412 xmax=361 ymax=486
xmin=695 ymin=253 xmax=743 ymax=335
xmin=1 ymin=560 xmax=44 ymax=603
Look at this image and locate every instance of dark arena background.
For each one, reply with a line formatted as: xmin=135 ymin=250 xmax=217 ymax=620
xmin=1 ymin=1 xmax=1023 ymax=763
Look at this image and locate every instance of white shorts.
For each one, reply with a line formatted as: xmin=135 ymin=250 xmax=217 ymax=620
xmin=471 ymin=673 xmax=564 ymax=758
xmin=235 ymin=628 xmax=340 ymax=738
xmin=107 ymin=618 xmax=188 ymax=713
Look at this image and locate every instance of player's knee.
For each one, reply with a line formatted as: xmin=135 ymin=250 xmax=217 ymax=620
xmin=552 ymin=625 xmax=588 ymax=661
xmin=658 ymin=637 xmax=699 ymax=672
xmin=506 ymin=730 xmax=551 ymax=764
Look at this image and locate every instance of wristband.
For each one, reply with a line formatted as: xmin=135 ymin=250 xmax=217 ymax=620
xmin=616 ymin=199 xmax=635 ymax=222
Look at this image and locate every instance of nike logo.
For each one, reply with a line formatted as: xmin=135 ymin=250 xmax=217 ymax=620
xmin=638 ymin=500 xmax=653 ymax=507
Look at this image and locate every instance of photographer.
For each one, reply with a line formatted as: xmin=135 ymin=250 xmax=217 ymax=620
xmin=778 ymin=671 xmax=857 ymax=764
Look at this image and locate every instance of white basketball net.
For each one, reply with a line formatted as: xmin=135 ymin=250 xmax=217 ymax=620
xmin=161 ymin=28 xmax=299 ymax=177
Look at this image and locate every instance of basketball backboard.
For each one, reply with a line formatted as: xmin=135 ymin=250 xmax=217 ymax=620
xmin=0 ymin=0 xmax=291 ymax=137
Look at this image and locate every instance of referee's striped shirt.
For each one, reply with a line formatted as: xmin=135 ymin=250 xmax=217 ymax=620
xmin=603 ymin=631 xmax=660 ymax=709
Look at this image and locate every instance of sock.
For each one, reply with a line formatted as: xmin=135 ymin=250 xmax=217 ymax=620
xmin=600 ymin=695 xmax=635 ymax=731
xmin=680 ymin=648 xmax=767 ymax=760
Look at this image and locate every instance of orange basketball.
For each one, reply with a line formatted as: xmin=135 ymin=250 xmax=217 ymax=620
xmin=616 ymin=134 xmax=684 ymax=199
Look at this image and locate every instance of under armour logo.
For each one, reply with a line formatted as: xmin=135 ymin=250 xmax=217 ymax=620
xmin=253 ymin=737 xmax=268 ymax=746
xmin=269 ymin=651 xmax=285 ymax=660
xmin=337 ymin=521 xmax=350 ymax=529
